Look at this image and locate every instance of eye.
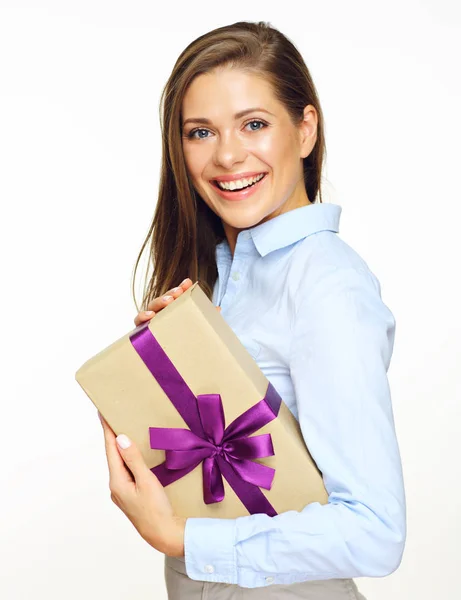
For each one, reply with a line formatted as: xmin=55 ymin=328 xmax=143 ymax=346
xmin=185 ymin=119 xmax=268 ymax=140
xmin=186 ymin=128 xmax=210 ymax=140
xmin=245 ymin=119 xmax=267 ymax=132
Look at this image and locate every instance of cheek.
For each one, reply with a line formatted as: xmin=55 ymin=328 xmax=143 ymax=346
xmin=254 ymin=133 xmax=275 ymax=153
xmin=183 ymin=145 xmax=209 ymax=182
xmin=248 ymin=131 xmax=290 ymax=169
xmin=269 ymin=139 xmax=299 ymax=179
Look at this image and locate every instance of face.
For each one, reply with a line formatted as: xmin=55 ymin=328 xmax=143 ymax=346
xmin=181 ymin=67 xmax=318 ymax=253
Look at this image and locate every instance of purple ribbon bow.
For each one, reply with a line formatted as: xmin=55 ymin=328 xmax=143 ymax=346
xmin=129 ymin=320 xmax=282 ymax=516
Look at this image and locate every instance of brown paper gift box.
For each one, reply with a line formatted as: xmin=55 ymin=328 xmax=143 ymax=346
xmin=75 ymin=281 xmax=328 ymax=518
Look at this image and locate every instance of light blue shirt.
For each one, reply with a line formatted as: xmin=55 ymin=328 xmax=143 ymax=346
xmin=183 ymin=202 xmax=406 ymax=588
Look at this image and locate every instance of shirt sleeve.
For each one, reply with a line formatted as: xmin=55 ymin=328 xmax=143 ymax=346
xmin=184 ymin=265 xmax=406 ymax=588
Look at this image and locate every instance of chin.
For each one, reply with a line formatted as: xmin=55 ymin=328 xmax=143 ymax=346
xmin=222 ymin=211 xmax=266 ymax=229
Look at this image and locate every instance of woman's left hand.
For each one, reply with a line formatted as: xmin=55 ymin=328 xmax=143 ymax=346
xmin=98 ymin=410 xmax=186 ymax=557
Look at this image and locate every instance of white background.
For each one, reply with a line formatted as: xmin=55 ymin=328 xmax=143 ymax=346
xmin=1 ymin=1 xmax=460 ymax=598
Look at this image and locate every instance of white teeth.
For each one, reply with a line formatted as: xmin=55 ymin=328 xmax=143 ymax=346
xmin=216 ymin=173 xmax=265 ymax=191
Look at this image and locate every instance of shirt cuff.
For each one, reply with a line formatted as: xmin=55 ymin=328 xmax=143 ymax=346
xmin=184 ymin=517 xmax=237 ymax=584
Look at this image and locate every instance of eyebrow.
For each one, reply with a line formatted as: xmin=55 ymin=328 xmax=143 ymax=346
xmin=182 ymin=107 xmax=275 ymax=127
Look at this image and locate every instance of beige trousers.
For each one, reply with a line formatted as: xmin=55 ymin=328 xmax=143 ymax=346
xmin=164 ymin=556 xmax=367 ymax=600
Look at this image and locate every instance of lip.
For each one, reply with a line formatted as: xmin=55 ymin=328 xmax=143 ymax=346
xmin=211 ymin=172 xmax=268 ymax=202
xmin=211 ymin=171 xmax=268 ymax=183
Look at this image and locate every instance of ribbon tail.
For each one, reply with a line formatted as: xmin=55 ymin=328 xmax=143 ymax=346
xmin=227 ymin=457 xmax=275 ymax=490
xmin=217 ymin=456 xmax=277 ymax=517
xmin=202 ymin=456 xmax=225 ymax=504
xmin=151 ymin=457 xmax=203 ymax=487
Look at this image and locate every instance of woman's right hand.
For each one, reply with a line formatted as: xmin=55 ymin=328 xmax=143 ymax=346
xmin=133 ymin=278 xmax=220 ymax=326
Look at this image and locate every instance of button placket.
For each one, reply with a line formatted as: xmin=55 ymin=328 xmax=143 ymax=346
xmin=227 ymin=258 xmax=245 ymax=293
xmin=218 ymin=232 xmax=253 ymax=309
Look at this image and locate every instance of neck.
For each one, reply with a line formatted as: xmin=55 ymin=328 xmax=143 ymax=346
xmin=223 ymin=190 xmax=312 ymax=257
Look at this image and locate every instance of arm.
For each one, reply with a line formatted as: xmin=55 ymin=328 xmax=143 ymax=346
xmin=184 ymin=266 xmax=406 ymax=588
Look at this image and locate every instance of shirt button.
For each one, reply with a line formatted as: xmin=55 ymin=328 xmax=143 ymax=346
xmin=204 ymin=564 xmax=214 ymax=574
xmin=231 ymin=271 xmax=240 ymax=281
xmin=265 ymin=576 xmax=274 ymax=584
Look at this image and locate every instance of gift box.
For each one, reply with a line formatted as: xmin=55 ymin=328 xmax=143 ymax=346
xmin=75 ymin=281 xmax=328 ymax=518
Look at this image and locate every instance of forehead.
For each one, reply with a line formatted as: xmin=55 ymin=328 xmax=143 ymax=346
xmin=181 ymin=68 xmax=278 ymax=123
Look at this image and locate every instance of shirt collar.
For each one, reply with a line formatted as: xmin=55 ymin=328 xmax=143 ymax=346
xmin=217 ymin=202 xmax=342 ymax=259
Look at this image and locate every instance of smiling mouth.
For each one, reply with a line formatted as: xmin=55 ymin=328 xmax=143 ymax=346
xmin=211 ymin=173 xmax=268 ymax=192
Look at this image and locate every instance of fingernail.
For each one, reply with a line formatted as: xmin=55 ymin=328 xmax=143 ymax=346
xmin=116 ymin=434 xmax=131 ymax=449
xmin=163 ymin=295 xmax=173 ymax=301
xmin=180 ymin=279 xmax=189 ymax=285
xmin=145 ymin=310 xmax=154 ymax=316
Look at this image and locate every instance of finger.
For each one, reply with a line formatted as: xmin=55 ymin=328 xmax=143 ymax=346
xmin=114 ymin=434 xmax=152 ymax=487
xmin=152 ymin=278 xmax=194 ymax=308
xmin=134 ymin=310 xmax=156 ymax=327
xmin=99 ymin=413 xmax=134 ymax=486
xmin=134 ymin=279 xmax=193 ymax=326
xmin=147 ymin=285 xmax=184 ymax=311
xmin=133 ymin=294 xmax=173 ymax=326
xmin=179 ymin=278 xmax=193 ymax=290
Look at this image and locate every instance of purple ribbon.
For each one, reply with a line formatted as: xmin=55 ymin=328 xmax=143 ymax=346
xmin=129 ymin=320 xmax=281 ymax=516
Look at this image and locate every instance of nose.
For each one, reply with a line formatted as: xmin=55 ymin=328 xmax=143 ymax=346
xmin=213 ymin=131 xmax=247 ymax=169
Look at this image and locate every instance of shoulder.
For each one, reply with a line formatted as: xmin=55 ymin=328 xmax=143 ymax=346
xmin=288 ymin=230 xmax=385 ymax=306
xmin=288 ymin=233 xmax=396 ymax=364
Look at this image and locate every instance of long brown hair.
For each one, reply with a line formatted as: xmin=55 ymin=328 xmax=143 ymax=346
xmin=132 ymin=21 xmax=326 ymax=312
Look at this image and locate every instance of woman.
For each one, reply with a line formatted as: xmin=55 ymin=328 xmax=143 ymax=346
xmin=98 ymin=21 xmax=406 ymax=599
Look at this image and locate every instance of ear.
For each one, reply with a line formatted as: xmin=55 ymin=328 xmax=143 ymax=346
xmin=298 ymin=104 xmax=318 ymax=159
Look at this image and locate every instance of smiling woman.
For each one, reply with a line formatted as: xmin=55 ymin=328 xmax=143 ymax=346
xmin=131 ymin=21 xmax=326 ymax=307
xmin=121 ymin=19 xmax=406 ymax=600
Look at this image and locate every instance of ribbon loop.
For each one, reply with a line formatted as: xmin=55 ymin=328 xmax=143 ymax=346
xmin=165 ymin=447 xmax=213 ymax=470
xmin=224 ymin=434 xmax=274 ymax=460
xmin=196 ymin=393 xmax=225 ymax=444
xmin=149 ymin=427 xmax=212 ymax=451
